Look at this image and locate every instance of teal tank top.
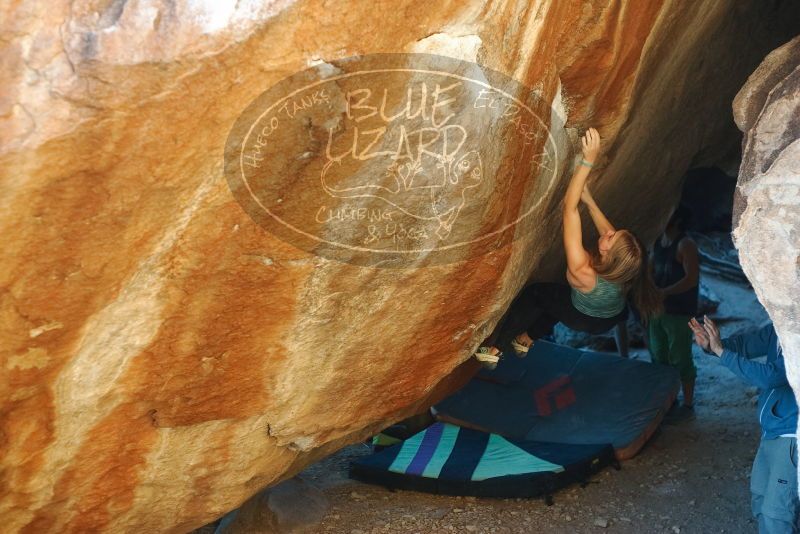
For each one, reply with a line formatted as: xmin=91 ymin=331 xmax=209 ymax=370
xmin=570 ymin=276 xmax=626 ymax=318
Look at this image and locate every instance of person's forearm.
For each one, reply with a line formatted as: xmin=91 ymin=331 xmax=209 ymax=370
xmin=583 ymin=194 xmax=615 ymax=234
xmin=719 ymin=350 xmax=789 ymax=389
xmin=568 ymin=128 xmax=601 ymax=218
xmin=720 ymin=324 xmax=773 ymax=359
xmin=661 ymin=274 xmax=698 ymax=296
xmin=564 ymin=164 xmax=592 ymax=213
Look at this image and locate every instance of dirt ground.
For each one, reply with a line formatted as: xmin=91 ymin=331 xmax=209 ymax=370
xmin=299 ymin=273 xmax=770 ymax=534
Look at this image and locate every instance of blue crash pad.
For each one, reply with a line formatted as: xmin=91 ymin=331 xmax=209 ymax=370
xmin=434 ymin=341 xmax=680 ymax=457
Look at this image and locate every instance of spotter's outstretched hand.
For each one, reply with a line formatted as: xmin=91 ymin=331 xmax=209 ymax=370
xmin=688 ymin=316 xmax=723 ymax=356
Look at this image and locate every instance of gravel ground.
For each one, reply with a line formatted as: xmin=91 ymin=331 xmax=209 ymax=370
xmin=300 ymin=273 xmax=769 ymax=534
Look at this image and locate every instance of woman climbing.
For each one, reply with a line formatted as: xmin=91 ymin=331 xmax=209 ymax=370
xmin=475 ymin=127 xmax=662 ymax=368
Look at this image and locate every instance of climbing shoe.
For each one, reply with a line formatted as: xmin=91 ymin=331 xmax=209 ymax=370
xmin=474 ymin=347 xmax=501 ymax=370
xmin=511 ymin=336 xmax=532 ymax=357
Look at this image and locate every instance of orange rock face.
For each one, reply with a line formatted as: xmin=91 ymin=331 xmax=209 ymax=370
xmin=1 ymin=1 xmax=798 ymax=532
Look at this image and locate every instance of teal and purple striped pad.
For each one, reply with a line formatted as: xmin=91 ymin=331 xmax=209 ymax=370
xmin=351 ymin=421 xmax=614 ymax=496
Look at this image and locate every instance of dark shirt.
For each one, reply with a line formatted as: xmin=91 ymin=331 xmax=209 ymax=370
xmin=652 ymin=233 xmax=698 ymax=316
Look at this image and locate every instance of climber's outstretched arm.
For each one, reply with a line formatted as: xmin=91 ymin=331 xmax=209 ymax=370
xmin=581 ymin=186 xmax=616 ymax=235
xmin=563 ymin=128 xmax=600 ymax=287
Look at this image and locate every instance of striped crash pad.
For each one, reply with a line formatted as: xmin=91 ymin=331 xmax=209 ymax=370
xmin=350 ymin=422 xmax=615 ymax=498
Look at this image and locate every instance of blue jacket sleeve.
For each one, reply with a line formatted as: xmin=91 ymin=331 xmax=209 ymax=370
xmin=719 ymin=349 xmax=788 ymax=389
xmin=721 ymin=324 xmax=774 ymax=359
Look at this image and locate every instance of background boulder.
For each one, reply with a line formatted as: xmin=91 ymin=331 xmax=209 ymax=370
xmin=732 ymin=35 xmax=800 ymax=417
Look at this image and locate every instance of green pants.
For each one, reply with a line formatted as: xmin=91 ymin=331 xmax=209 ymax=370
xmin=648 ymin=313 xmax=696 ymax=381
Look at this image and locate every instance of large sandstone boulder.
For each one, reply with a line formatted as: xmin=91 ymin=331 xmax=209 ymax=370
xmin=732 ymin=36 xmax=800 ymax=414
xmin=2 ymin=1 xmax=798 ymax=532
